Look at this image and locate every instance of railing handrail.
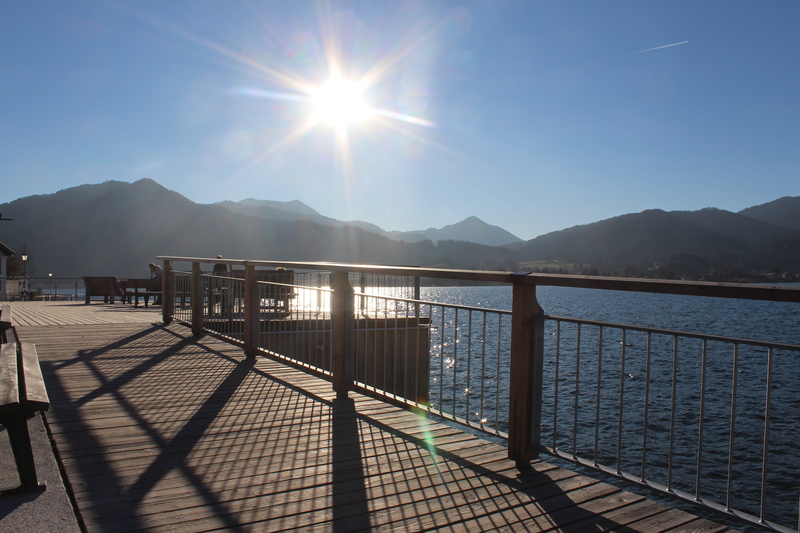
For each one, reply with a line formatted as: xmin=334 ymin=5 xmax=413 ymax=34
xmin=157 ymin=255 xmax=800 ymax=303
xmin=546 ymin=314 xmax=800 ymax=351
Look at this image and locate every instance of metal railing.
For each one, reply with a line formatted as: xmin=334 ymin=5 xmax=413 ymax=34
xmin=157 ymin=256 xmax=800 ymax=532
xmin=1 ymin=277 xmax=84 ymax=301
xmin=539 ymin=316 xmax=800 ymax=531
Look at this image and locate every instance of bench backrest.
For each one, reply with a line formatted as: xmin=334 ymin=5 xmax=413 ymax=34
xmin=83 ymin=277 xmax=124 ymax=298
xmin=0 ymin=342 xmax=49 ymax=414
xmin=0 ymin=305 xmax=12 ymax=343
xmin=0 ymin=342 xmax=18 ymax=412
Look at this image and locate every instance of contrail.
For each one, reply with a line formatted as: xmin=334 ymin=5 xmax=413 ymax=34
xmin=634 ymin=41 xmax=689 ymax=54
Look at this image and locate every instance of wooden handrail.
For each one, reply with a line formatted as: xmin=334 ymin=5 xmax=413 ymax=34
xmin=157 ymin=256 xmax=800 ymax=302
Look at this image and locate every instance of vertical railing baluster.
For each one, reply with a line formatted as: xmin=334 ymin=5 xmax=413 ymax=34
xmin=573 ymin=324 xmax=582 ymax=459
xmin=617 ymin=329 xmax=627 ymax=474
xmin=594 ymin=326 xmax=603 ymax=466
xmin=403 ymin=290 xmax=410 ymax=401
xmin=760 ymin=347 xmax=774 ymax=524
xmin=373 ymin=290 xmax=379 ymax=388
xmin=696 ymin=339 xmax=708 ymax=500
xmin=495 ymin=315 xmax=502 ymax=432
xmin=508 ymin=277 xmax=544 ymax=466
xmin=466 ymin=309 xmax=473 ymax=424
xmin=641 ymin=332 xmax=652 ymax=481
xmin=480 ymin=316 xmax=487 ymax=428
xmin=437 ymin=306 xmax=444 ymax=410
xmin=668 ymin=335 xmax=678 ymax=490
xmin=191 ymin=262 xmax=203 ymax=336
xmin=243 ymin=264 xmax=258 ymax=359
xmin=727 ymin=343 xmax=739 ymax=511
xmin=394 ymin=293 xmax=400 ymax=398
xmin=384 ymin=298 xmax=389 ymax=395
xmin=553 ymin=320 xmax=561 ymax=451
xmin=452 ymin=308 xmax=459 ymax=416
xmin=414 ymin=275 xmax=420 ymax=319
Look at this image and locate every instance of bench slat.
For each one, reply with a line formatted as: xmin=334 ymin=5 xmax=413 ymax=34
xmin=19 ymin=343 xmax=50 ymax=412
xmin=0 ymin=342 xmax=20 ymax=414
xmin=0 ymin=305 xmax=12 ymax=343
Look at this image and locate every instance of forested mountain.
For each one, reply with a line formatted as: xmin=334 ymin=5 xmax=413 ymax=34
xmin=216 ymin=199 xmax=522 ymax=246
xmin=515 ymin=209 xmax=747 ymax=267
xmin=738 ymin=196 xmax=800 ymax=231
xmin=670 ymin=208 xmax=792 ymax=244
xmin=515 ymin=207 xmax=800 ymax=279
xmin=1 ymin=178 xmax=797 ymax=281
xmin=0 ymin=179 xmax=523 ymax=277
xmin=396 ymin=216 xmax=523 ymax=246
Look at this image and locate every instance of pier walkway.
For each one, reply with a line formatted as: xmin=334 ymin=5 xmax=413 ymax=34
xmin=2 ymin=302 xmax=738 ymax=532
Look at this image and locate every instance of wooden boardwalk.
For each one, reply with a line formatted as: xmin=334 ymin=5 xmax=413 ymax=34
xmin=7 ymin=302 xmax=737 ymax=532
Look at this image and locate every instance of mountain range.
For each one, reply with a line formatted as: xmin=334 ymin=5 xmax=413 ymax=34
xmin=214 ymin=199 xmax=523 ymax=246
xmin=1 ymin=178 xmax=798 ymax=281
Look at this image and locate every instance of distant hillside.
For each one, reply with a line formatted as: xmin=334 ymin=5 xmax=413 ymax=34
xmin=670 ymin=208 xmax=792 ymax=243
xmin=514 ymin=205 xmax=800 ymax=278
xmin=214 ymin=199 xmax=324 ymax=223
xmin=0 ymin=179 xmax=525 ymax=277
xmin=216 ymin=199 xmax=522 ymax=247
xmin=2 ymin=178 xmax=797 ymax=281
xmin=738 ymin=196 xmax=800 ymax=231
xmin=516 ymin=209 xmax=745 ymax=266
xmin=238 ymin=198 xmax=322 ymax=217
xmin=218 ymin=198 xmax=389 ymax=236
xmin=393 ymin=216 xmax=523 ymax=246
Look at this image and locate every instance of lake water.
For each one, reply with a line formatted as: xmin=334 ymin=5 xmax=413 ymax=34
xmin=418 ymin=284 xmax=800 ymax=529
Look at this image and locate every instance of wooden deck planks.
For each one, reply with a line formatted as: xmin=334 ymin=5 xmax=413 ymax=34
xmin=10 ymin=305 xmax=740 ymax=532
xmin=5 ymin=301 xmax=162 ymax=327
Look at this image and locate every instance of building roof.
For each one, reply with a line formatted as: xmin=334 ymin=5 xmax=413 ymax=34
xmin=0 ymin=241 xmax=15 ymax=257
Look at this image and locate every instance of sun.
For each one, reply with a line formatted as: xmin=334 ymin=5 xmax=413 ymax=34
xmin=310 ymin=76 xmax=370 ymax=128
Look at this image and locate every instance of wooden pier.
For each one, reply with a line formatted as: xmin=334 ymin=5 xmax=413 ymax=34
xmin=6 ymin=302 xmax=737 ymax=532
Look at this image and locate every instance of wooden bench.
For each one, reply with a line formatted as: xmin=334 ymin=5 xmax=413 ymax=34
xmin=0 ymin=305 xmax=12 ymax=343
xmin=121 ymin=278 xmax=162 ymax=308
xmin=0 ymin=342 xmax=50 ymax=493
xmin=83 ymin=276 xmax=124 ymax=304
xmin=231 ymin=269 xmax=295 ymax=316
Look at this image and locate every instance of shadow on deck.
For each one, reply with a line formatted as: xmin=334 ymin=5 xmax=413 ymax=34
xmin=12 ymin=317 xmax=735 ymax=532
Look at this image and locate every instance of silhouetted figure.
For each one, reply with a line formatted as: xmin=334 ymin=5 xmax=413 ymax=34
xmin=149 ymin=262 xmax=163 ymax=279
xmin=212 ymin=255 xmax=227 ymax=277
xmin=148 ymin=262 xmax=163 ymax=305
xmin=212 ymin=255 xmax=228 ymax=315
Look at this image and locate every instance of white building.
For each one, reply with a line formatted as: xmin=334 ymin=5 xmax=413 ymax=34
xmin=0 ymin=241 xmax=15 ymax=299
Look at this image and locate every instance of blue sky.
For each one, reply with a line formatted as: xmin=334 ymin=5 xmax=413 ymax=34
xmin=2 ymin=1 xmax=798 ymax=241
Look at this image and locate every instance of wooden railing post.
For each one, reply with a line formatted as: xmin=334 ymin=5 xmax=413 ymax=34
xmin=508 ymin=275 xmax=545 ymax=467
xmin=191 ymin=262 xmax=203 ymax=336
xmin=162 ymin=260 xmax=173 ymax=325
xmin=332 ymin=270 xmax=354 ymax=398
xmin=243 ymin=264 xmax=259 ymax=359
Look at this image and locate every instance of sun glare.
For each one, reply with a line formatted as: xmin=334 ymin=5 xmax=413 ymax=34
xmin=311 ymin=77 xmax=370 ymax=128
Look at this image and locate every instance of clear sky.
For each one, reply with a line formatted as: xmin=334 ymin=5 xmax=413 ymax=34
xmin=2 ymin=1 xmax=798 ymax=241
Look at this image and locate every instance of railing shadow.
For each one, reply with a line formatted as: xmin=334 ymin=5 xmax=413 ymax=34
xmin=36 ymin=322 xmax=654 ymax=531
xmin=40 ymin=325 xmax=254 ymax=532
xmin=330 ymin=397 xmax=372 ymax=532
xmin=237 ymin=353 xmax=646 ymax=531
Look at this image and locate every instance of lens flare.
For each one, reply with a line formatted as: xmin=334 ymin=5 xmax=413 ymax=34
xmin=311 ymin=77 xmax=370 ymax=128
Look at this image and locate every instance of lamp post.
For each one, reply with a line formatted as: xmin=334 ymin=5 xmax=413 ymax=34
xmin=21 ymin=254 xmax=28 ymax=295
